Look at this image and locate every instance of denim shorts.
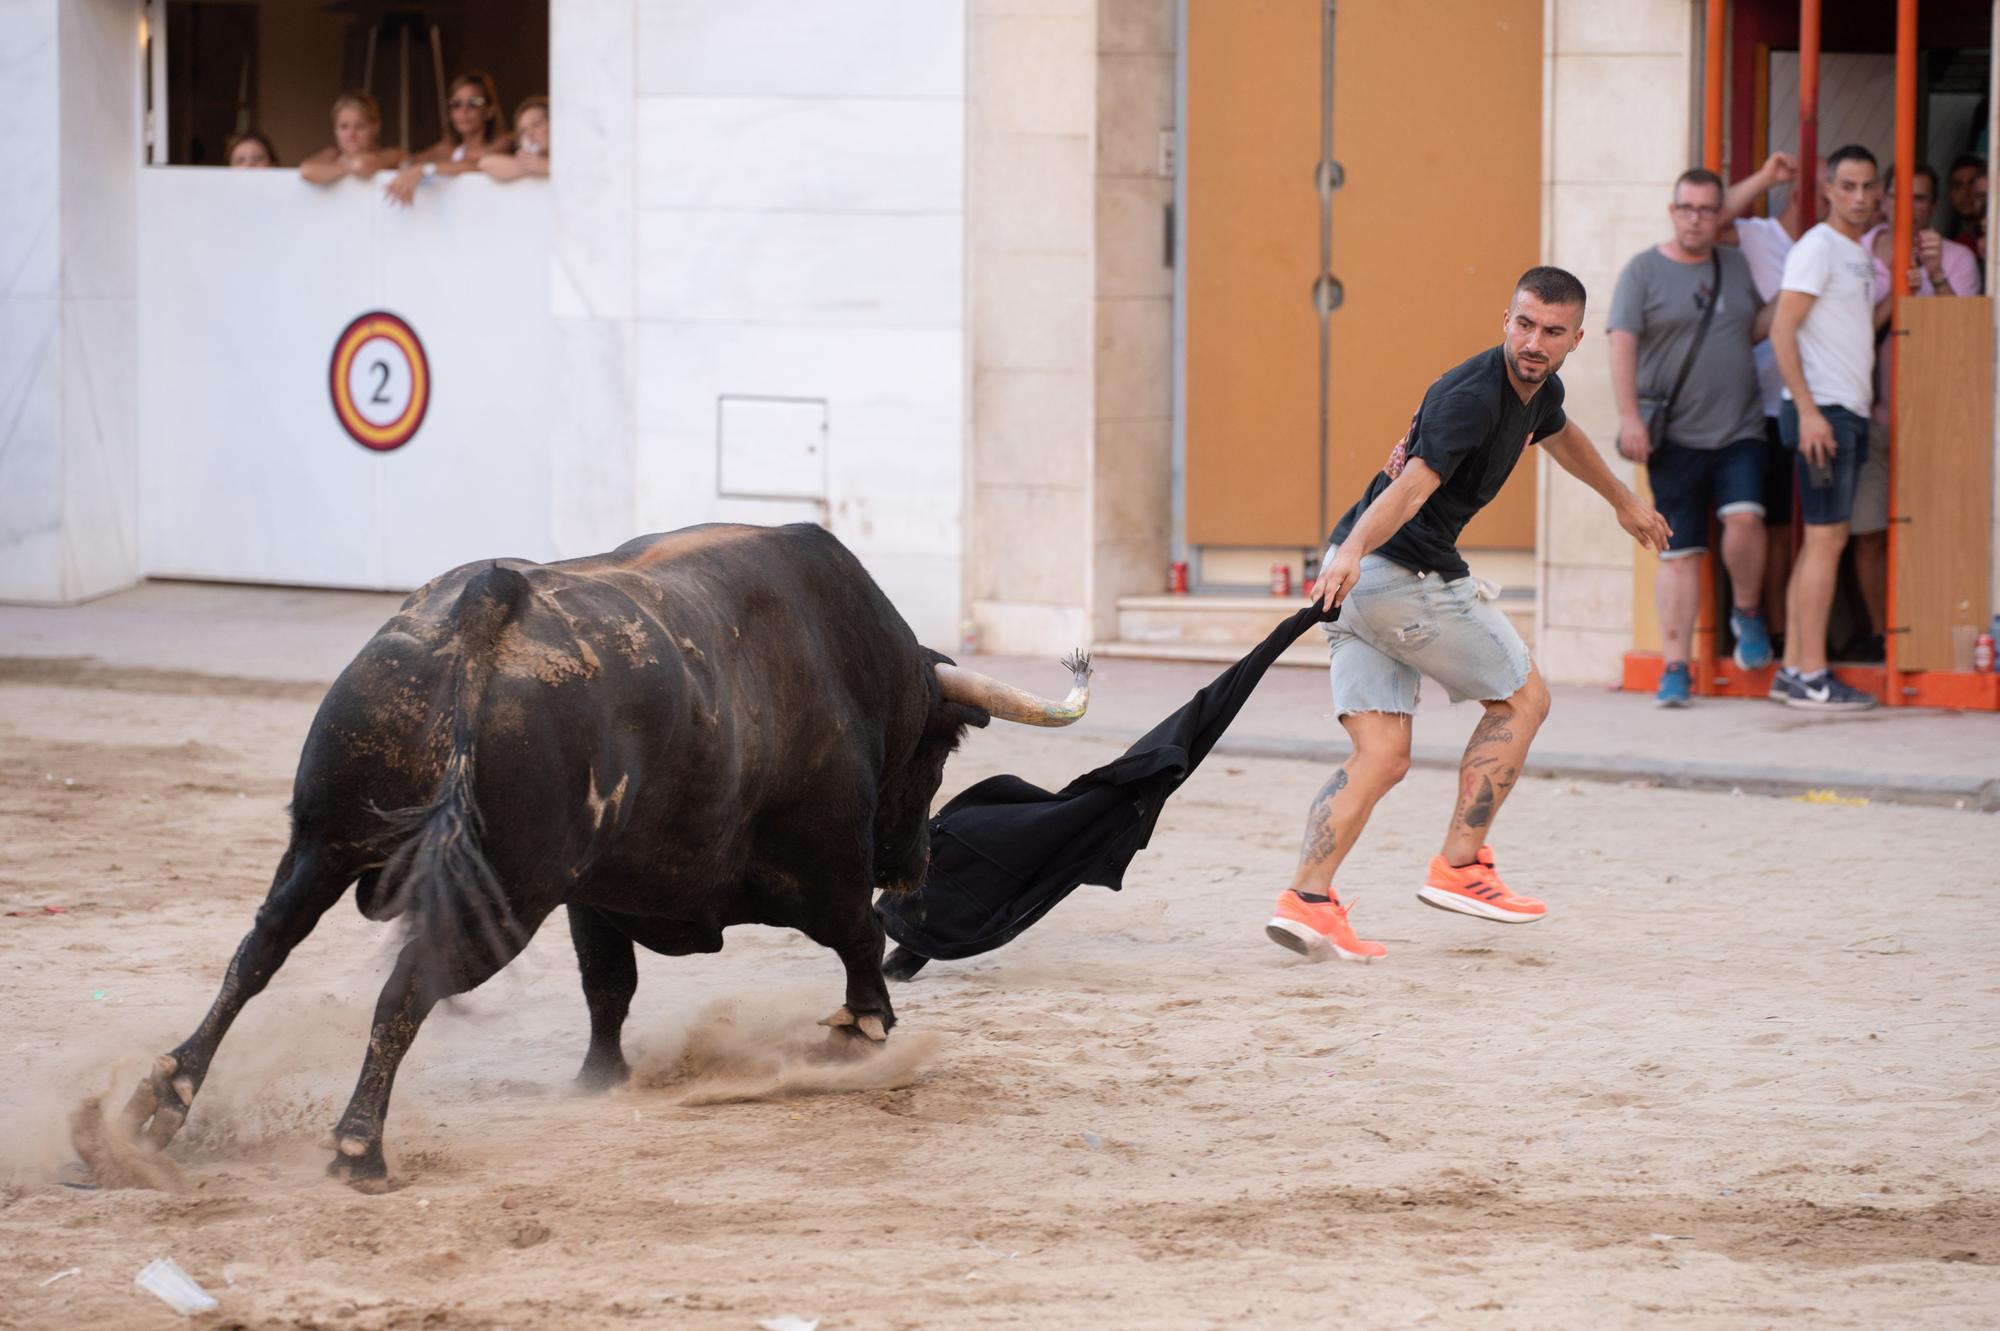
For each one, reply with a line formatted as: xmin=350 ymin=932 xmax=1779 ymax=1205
xmin=1778 ymin=401 xmax=1870 ymax=526
xmin=1648 ymin=435 xmax=1769 ymax=559
xmin=1851 ymin=419 xmax=1891 ymax=536
xmin=1322 ymin=553 xmax=1532 ymax=716
xmin=1761 ymin=416 xmax=1794 ymax=522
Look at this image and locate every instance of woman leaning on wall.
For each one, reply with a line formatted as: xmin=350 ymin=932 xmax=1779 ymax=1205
xmin=384 ymin=70 xmax=512 ymax=207
xmin=299 ymin=91 xmax=406 ymax=184
xmin=480 ymin=96 xmax=549 ymax=182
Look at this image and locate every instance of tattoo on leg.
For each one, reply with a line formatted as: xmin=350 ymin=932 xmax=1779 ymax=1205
xmin=1463 ymin=775 xmax=1496 ymax=829
xmin=1297 ymin=768 xmax=1349 ymax=867
xmin=1469 ymin=708 xmax=1516 ymax=749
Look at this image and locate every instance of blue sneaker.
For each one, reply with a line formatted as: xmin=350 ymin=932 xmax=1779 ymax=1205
xmin=1655 ymin=662 xmax=1692 ymax=708
xmin=1730 ymin=607 xmax=1774 ymax=671
xmin=1780 ymin=670 xmax=1877 ymax=712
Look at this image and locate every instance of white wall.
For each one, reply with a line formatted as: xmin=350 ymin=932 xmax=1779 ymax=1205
xmin=1536 ymin=0 xmax=1693 ymax=683
xmin=136 ymin=171 xmax=556 ymax=589
xmin=555 ymin=0 xmax=970 ymax=647
xmin=0 ymin=0 xmax=140 ymax=605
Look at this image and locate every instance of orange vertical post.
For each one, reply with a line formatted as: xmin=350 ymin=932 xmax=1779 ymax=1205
xmin=1705 ymin=0 xmax=1726 ymax=170
xmin=1886 ymin=0 xmax=1918 ymax=704
xmin=1694 ymin=0 xmax=1727 ymax=695
xmin=1799 ymin=0 xmax=1821 ymax=225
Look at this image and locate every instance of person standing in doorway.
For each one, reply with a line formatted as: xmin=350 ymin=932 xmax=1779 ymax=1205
xmin=1768 ymin=145 xmax=1888 ymax=711
xmin=1723 ymin=151 xmax=1805 ymax=655
xmin=1610 ymin=168 xmax=1777 ymax=706
xmin=1266 ymin=268 xmax=1671 ymax=962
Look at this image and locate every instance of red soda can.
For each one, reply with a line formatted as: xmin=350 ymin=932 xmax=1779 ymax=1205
xmin=1270 ymin=563 xmax=1292 ymax=597
xmin=1976 ymin=634 xmax=1996 ymax=673
xmin=1169 ymin=561 xmax=1189 ymax=594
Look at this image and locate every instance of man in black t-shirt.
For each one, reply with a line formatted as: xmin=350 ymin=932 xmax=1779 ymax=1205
xmin=1266 ymin=267 xmax=1670 ymax=964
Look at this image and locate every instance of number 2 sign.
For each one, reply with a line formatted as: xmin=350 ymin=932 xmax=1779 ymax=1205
xmin=329 ymin=311 xmax=430 ymax=452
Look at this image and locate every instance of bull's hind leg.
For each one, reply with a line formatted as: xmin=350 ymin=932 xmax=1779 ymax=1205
xmin=566 ymin=904 xmax=637 ymax=1090
xmin=120 ymin=843 xmax=354 ymax=1150
xmin=326 ymin=909 xmax=543 ymax=1189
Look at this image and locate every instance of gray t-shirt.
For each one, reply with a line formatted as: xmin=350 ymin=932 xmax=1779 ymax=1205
xmin=1608 ymin=246 xmax=1766 ymax=450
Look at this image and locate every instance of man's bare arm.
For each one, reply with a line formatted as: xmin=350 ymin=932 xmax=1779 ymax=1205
xmin=1310 ymin=459 xmax=1442 ymax=609
xmin=1608 ymin=328 xmax=1650 ymax=462
xmin=1723 ymin=152 xmax=1797 ymax=225
xmin=1540 ymin=423 xmax=1671 ymax=552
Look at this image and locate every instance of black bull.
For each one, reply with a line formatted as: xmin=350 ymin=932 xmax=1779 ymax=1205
xmin=113 ymin=524 xmax=1089 ymax=1185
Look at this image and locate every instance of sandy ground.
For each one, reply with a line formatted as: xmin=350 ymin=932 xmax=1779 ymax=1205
xmin=1 ymin=657 xmax=1997 ymax=1329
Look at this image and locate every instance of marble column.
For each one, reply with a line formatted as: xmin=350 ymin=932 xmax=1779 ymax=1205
xmin=0 ymin=0 xmax=140 ymax=605
xmin=548 ymin=0 xmax=640 ymax=558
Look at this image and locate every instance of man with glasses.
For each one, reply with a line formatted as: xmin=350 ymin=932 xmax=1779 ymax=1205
xmin=1609 ymin=169 xmax=1777 ymax=706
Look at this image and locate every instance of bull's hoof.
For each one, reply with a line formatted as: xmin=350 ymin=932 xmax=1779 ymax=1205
xmin=574 ymin=1054 xmax=631 ymax=1093
xmin=326 ymin=1135 xmax=390 ymax=1192
xmin=120 ymin=1054 xmax=192 ymax=1149
xmin=883 ymin=947 xmax=929 ymax=982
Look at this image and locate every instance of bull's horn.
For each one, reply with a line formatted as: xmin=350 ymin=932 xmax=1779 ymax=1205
xmin=935 ymin=650 xmax=1092 ymax=727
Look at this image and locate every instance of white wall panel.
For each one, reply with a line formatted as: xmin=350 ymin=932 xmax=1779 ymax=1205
xmin=0 ymin=0 xmax=60 ymax=302
xmin=137 ymin=170 xmax=554 ymax=589
xmin=637 ymin=96 xmax=964 ymax=213
xmin=636 ymin=0 xmax=964 ymax=98
xmin=636 ymin=209 xmax=962 ymax=327
xmin=635 ymin=321 xmax=961 ymax=439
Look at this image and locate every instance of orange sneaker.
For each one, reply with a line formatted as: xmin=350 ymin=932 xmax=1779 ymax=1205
xmin=1265 ymin=889 xmax=1387 ymax=962
xmin=1418 ymin=846 xmax=1546 ymax=923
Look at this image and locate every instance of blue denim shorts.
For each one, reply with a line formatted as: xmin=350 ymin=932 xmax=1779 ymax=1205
xmin=1778 ymin=401 xmax=1870 ymax=526
xmin=1322 ymin=553 xmax=1532 ymax=716
xmin=1648 ymin=435 xmax=1769 ymax=558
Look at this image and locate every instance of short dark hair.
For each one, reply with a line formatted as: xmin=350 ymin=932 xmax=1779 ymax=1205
xmin=1886 ymin=164 xmax=1940 ymax=196
xmin=1948 ymin=152 xmax=1987 ymax=179
xmin=1826 ymin=144 xmax=1878 ymax=176
xmin=1674 ymin=168 xmax=1724 ymax=200
xmin=1515 ymin=265 xmax=1587 ymax=311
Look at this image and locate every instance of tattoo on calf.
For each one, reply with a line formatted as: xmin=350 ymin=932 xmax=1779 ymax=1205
xmin=1297 ymin=768 xmax=1350 ymax=867
xmin=1463 ymin=775 xmax=1497 ymax=829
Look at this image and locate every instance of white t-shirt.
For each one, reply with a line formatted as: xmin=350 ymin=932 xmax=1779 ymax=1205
xmin=1778 ymin=222 xmax=1876 ymax=417
xmin=1734 ymin=216 xmax=1792 ymax=417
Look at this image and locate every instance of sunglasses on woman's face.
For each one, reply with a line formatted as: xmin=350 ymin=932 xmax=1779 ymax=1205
xmin=450 ymin=96 xmax=489 ymax=110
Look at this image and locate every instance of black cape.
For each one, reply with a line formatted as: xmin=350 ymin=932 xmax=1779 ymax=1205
xmin=878 ymin=601 xmax=1334 ymax=977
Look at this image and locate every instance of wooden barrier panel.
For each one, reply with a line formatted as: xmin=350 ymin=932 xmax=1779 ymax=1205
xmin=1894 ymin=296 xmax=1994 ymax=671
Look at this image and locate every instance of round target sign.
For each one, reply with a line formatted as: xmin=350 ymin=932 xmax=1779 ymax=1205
xmin=329 ymin=311 xmax=430 ymax=451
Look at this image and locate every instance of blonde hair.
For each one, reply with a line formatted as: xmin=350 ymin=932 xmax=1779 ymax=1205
xmin=331 ymin=90 xmax=381 ymax=126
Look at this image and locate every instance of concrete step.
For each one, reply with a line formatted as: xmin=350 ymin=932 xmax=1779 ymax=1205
xmin=1095 ymin=636 xmax=1328 ymax=670
xmin=1106 ymin=590 xmax=1537 ymax=668
xmin=1117 ymin=594 xmax=1317 ymax=646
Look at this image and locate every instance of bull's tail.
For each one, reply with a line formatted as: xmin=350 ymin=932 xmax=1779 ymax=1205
xmin=373 ymin=563 xmax=531 ymax=998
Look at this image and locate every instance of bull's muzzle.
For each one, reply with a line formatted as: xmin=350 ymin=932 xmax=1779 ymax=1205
xmin=934 ymin=650 xmax=1092 ymax=727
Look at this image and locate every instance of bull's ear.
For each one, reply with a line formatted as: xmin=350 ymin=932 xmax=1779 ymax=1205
xmin=921 ymin=649 xmax=990 ymax=729
xmin=946 ymin=701 xmax=992 ymax=730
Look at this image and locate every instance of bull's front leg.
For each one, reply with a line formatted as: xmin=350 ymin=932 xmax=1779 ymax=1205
xmin=816 ymin=909 xmax=897 ymax=1049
